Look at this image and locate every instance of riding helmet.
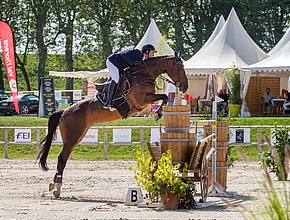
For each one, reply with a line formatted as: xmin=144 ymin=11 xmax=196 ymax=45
xmin=141 ymin=44 xmax=157 ymax=53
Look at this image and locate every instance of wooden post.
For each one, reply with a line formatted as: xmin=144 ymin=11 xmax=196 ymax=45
xmin=4 ymin=128 xmax=8 ymax=158
xmin=104 ymin=128 xmax=108 ymax=160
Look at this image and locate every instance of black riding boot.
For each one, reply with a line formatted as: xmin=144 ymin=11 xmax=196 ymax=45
xmin=103 ymin=80 xmax=117 ymax=111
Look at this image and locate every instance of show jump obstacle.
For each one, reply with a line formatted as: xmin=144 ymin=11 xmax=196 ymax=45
xmin=149 ymin=99 xmax=234 ymax=203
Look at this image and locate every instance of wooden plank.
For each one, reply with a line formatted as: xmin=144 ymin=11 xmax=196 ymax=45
xmin=188 ymin=142 xmax=201 ymax=170
xmin=146 ymin=142 xmax=154 ymax=158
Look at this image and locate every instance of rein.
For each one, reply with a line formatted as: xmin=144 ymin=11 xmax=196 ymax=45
xmin=124 ymin=57 xmax=184 ymax=90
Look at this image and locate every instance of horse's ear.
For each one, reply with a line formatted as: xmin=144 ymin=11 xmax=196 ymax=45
xmin=174 ymin=51 xmax=181 ymax=60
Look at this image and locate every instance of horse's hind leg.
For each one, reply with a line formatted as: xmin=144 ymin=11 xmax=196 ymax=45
xmin=49 ymin=149 xmax=71 ymax=198
xmin=50 ymin=129 xmax=87 ymax=198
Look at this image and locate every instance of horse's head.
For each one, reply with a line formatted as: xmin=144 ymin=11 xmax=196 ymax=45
xmin=165 ymin=52 xmax=188 ymax=93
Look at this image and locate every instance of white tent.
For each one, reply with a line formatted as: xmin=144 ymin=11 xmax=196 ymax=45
xmin=243 ymin=24 xmax=290 ymax=74
xmin=184 ymin=8 xmax=268 ymax=74
xmin=184 ymin=8 xmax=268 ymax=117
xmin=240 ymin=28 xmax=290 ymax=116
xmin=184 ymin=15 xmax=225 ymax=99
xmin=268 ymin=26 xmax=290 ymax=56
xmin=242 ymin=39 xmax=290 ymax=73
xmin=135 ymin=19 xmax=174 ymax=55
xmin=195 ymin=15 xmax=226 ymax=57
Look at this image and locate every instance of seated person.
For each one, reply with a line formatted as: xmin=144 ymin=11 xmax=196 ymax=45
xmin=261 ymin=88 xmax=275 ymax=115
xmin=283 ymin=90 xmax=290 ymax=115
xmin=279 ymin=89 xmax=286 ymax=99
xmin=217 ymin=89 xmax=229 ymax=114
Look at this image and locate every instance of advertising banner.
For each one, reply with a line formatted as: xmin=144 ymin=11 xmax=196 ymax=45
xmin=14 ymin=129 xmax=31 ymax=143
xmin=0 ymin=20 xmax=19 ymax=113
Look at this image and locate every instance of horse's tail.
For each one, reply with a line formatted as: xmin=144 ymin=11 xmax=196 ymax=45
xmin=37 ymin=110 xmax=64 ymax=171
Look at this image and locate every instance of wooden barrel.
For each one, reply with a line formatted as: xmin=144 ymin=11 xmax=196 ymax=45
xmin=160 ymin=132 xmax=196 ymax=164
xmin=208 ymin=161 xmax=228 ymax=190
xmin=163 ymin=105 xmax=191 ymax=133
xmin=204 ymin=121 xmax=228 ymax=188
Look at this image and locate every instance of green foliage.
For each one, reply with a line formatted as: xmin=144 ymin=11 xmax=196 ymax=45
xmin=260 ymin=126 xmax=290 ymax=179
xmin=244 ymin=166 xmax=290 ymax=220
xmin=261 ymin=172 xmax=290 ymax=220
xmin=130 ymin=150 xmax=188 ymax=202
xmin=225 ymin=66 xmax=242 ymax=105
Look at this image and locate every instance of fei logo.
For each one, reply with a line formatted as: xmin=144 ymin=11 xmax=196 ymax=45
xmin=15 ymin=129 xmax=31 ymax=143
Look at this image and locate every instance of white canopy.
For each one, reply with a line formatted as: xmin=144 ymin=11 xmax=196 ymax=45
xmin=268 ymin=26 xmax=290 ymax=56
xmin=49 ymin=71 xmax=110 ymax=84
xmin=242 ymin=25 xmax=290 ymax=74
xmin=198 ymin=15 xmax=225 ymax=54
xmin=135 ymin=19 xmax=174 ymax=55
xmin=184 ymin=8 xmax=268 ymax=75
xmin=242 ymin=40 xmax=290 ymax=73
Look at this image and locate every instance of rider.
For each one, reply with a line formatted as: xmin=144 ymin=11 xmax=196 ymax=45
xmin=103 ymin=44 xmax=157 ymax=111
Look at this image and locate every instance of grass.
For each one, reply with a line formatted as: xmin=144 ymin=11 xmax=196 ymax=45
xmin=1 ymin=115 xmax=290 ymax=160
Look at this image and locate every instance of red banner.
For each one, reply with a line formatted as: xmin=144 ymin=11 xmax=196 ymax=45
xmin=0 ymin=20 xmax=19 ymax=113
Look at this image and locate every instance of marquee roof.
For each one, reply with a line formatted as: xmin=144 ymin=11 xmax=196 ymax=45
xmin=184 ymin=8 xmax=268 ymax=75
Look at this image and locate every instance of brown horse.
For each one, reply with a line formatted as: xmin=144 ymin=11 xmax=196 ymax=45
xmin=37 ymin=53 xmax=188 ymax=198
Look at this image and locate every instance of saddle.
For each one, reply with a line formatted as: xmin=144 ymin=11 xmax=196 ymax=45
xmin=95 ymin=75 xmax=132 ymax=119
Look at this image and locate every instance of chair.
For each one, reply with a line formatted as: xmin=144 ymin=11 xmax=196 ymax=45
xmin=261 ymin=98 xmax=272 ymax=115
xmin=190 ymin=98 xmax=198 ymax=114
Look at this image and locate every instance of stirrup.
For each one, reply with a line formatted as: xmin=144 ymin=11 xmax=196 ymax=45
xmin=109 ymin=106 xmax=116 ymax=111
xmin=103 ymin=104 xmax=109 ymax=109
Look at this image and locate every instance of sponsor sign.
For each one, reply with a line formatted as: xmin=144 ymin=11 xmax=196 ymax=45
xmin=45 ymin=129 xmax=63 ymax=143
xmin=54 ymin=91 xmax=62 ymax=101
xmin=73 ymin=90 xmax=82 ymax=100
xmin=113 ymin=129 xmax=131 ymax=143
xmin=15 ymin=129 xmax=31 ymax=143
xmin=230 ymin=128 xmax=250 ymax=144
xmin=0 ymin=21 xmax=19 ymax=112
xmin=81 ymin=129 xmax=98 ymax=143
xmin=150 ymin=128 xmax=160 ymax=143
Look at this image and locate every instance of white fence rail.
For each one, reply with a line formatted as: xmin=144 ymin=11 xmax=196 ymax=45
xmin=0 ymin=125 xmax=286 ymax=159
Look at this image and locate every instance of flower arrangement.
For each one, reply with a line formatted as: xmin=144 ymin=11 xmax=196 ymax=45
xmin=130 ymin=150 xmax=188 ymax=204
xmin=224 ymin=66 xmax=242 ymax=105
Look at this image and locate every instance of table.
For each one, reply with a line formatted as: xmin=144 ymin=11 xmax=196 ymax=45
xmin=271 ymin=99 xmax=286 ymax=115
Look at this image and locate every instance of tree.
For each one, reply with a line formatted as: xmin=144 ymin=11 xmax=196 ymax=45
xmin=29 ymin=0 xmax=63 ymax=89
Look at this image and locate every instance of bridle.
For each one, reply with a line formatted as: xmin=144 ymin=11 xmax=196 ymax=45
xmin=158 ymin=59 xmax=185 ymax=87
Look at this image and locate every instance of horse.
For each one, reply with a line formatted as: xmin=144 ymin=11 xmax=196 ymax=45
xmin=37 ymin=53 xmax=188 ymax=198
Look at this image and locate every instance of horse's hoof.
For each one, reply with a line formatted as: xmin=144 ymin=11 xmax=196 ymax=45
xmin=153 ymin=113 xmax=160 ymax=121
xmin=53 ymin=190 xmax=61 ymax=198
xmin=49 ymin=183 xmax=55 ymax=191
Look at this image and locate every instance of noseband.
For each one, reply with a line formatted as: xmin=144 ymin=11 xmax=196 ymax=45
xmin=164 ymin=59 xmax=185 ymax=87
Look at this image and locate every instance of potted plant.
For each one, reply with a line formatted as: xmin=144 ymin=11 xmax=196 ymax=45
xmin=130 ymin=150 xmax=189 ymax=210
xmin=225 ymin=66 xmax=242 ymax=117
xmin=260 ymin=126 xmax=290 ymax=181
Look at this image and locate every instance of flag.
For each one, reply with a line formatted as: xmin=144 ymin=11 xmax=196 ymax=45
xmin=184 ymin=93 xmax=194 ymax=101
xmin=0 ymin=20 xmax=19 ymax=113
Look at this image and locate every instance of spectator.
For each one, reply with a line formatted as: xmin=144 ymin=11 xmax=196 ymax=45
xmin=279 ymin=89 xmax=286 ymax=99
xmin=261 ymin=88 xmax=275 ymax=115
xmin=283 ymin=90 xmax=290 ymax=115
xmin=217 ymin=89 xmax=230 ymax=114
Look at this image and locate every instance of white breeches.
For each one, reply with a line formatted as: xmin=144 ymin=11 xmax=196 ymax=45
xmin=106 ymin=59 xmax=120 ymax=83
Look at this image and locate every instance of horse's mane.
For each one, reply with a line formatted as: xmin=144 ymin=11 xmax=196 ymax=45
xmin=142 ymin=55 xmax=175 ymax=66
xmin=125 ymin=55 xmax=179 ymax=77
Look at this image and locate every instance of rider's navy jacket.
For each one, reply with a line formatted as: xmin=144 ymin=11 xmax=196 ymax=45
xmin=108 ymin=49 xmax=143 ymax=71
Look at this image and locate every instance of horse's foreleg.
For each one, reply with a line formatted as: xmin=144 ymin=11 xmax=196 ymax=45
xmin=144 ymin=94 xmax=168 ymax=121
